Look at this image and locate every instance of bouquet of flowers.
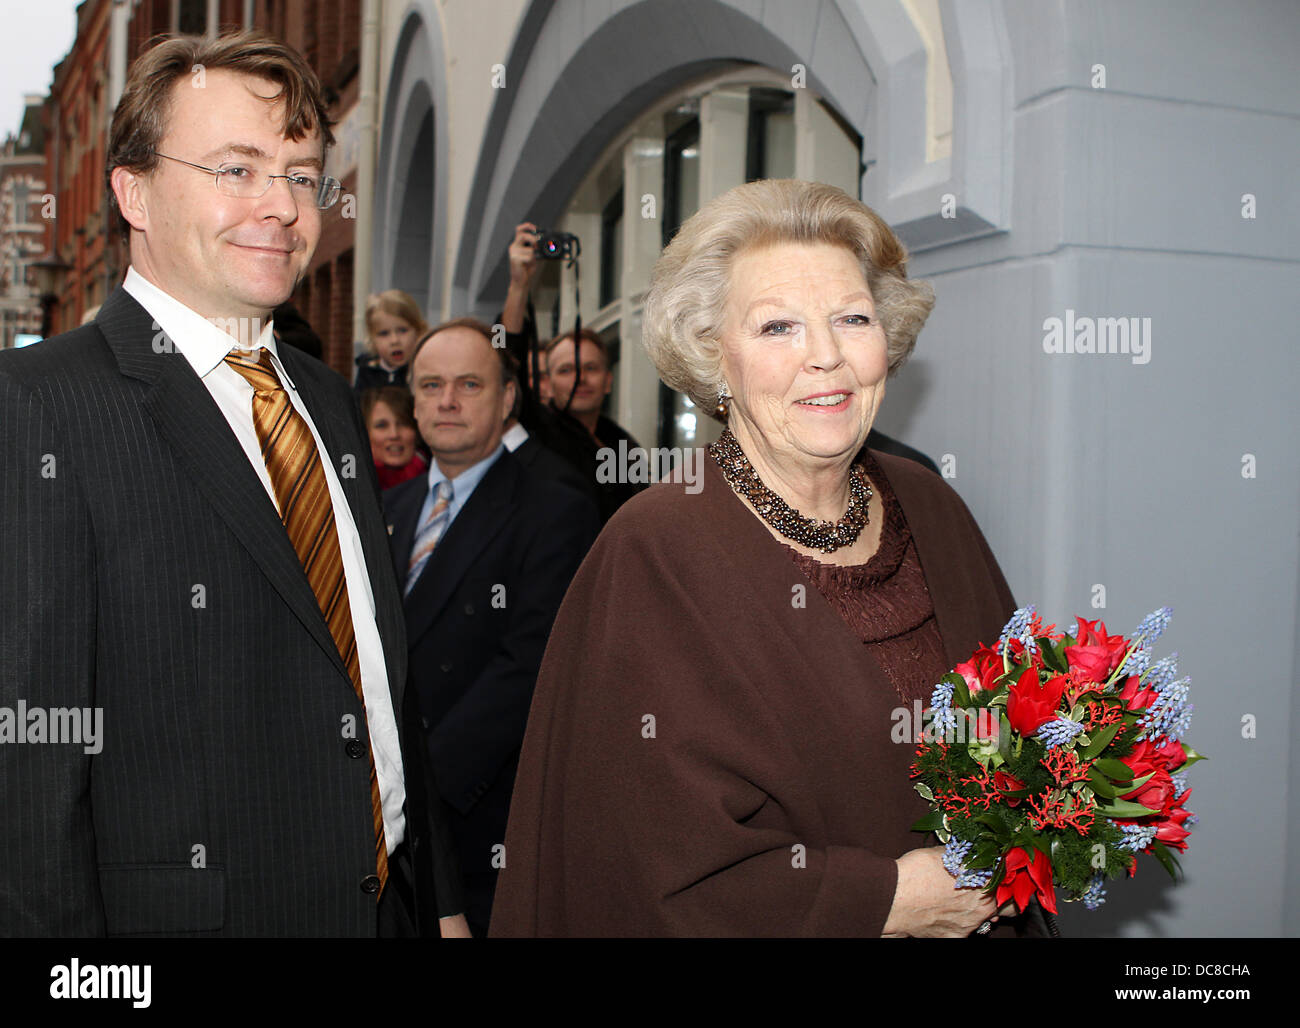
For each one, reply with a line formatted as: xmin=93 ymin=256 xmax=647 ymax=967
xmin=909 ymin=606 xmax=1203 ymax=915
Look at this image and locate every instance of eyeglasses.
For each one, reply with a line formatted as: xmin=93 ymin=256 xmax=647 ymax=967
xmin=151 ymin=151 xmax=342 ymax=210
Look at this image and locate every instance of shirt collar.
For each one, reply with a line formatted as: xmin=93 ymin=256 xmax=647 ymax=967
xmin=501 ymin=422 xmax=529 ymax=452
xmin=426 ymin=443 xmax=505 ymax=501
xmin=123 ymin=266 xmax=291 ymax=388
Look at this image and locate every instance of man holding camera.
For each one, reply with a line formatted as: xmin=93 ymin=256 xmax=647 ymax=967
xmin=502 ymin=222 xmax=645 ymax=521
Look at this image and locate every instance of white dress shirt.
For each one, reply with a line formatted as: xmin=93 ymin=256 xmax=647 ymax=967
xmin=123 ymin=267 xmax=406 ymax=852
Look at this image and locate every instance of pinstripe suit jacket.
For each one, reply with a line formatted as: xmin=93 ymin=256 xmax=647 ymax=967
xmin=0 ymin=286 xmax=453 ymax=937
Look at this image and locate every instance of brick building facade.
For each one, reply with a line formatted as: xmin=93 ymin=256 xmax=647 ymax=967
xmin=0 ymin=96 xmax=50 ymax=347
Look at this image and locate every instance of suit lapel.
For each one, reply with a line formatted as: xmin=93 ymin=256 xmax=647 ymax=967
xmin=98 ymin=287 xmax=347 ymax=683
xmin=386 ymin=476 xmax=426 ymax=586
xmin=403 ymin=453 xmax=518 ymax=647
xmin=514 ymin=437 xmax=540 ymax=470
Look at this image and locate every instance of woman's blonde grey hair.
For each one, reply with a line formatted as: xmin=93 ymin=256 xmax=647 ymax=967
xmin=641 ymin=179 xmax=934 ymax=420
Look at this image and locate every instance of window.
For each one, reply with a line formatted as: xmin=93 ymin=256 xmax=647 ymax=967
xmin=177 ymin=0 xmax=206 ymax=35
xmin=599 ymin=187 xmax=623 ymax=309
xmin=12 ymin=184 xmax=30 ymax=226
xmin=661 ymin=113 xmax=700 ymax=246
xmin=658 ymin=113 xmax=702 ymax=450
xmin=746 ymin=88 xmax=795 ymax=182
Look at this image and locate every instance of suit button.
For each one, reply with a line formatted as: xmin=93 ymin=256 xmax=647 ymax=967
xmin=421 ymin=716 xmax=430 ymax=730
xmin=360 ymin=875 xmax=381 ymax=895
xmin=440 ymin=661 xmax=453 ymax=673
xmin=464 ymin=602 xmax=475 ymax=615
xmin=345 ymin=740 xmax=367 ymax=759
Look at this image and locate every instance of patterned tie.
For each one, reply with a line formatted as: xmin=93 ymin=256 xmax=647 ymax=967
xmin=405 ymin=479 xmax=453 ymax=595
xmin=223 ymin=348 xmax=387 ymax=893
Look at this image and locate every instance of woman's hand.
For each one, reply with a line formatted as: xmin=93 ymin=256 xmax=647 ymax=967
xmin=439 ymin=913 xmax=472 ymax=938
xmin=881 ymin=847 xmax=1001 ymax=937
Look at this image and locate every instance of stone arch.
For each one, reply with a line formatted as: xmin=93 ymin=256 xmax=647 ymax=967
xmin=452 ymin=0 xmax=1010 ymax=314
xmin=374 ymin=3 xmax=449 ymax=319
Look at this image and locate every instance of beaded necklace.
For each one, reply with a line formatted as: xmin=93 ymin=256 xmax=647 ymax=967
xmin=709 ymin=427 xmax=871 ymax=554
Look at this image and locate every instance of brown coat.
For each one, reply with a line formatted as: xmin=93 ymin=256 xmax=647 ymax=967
xmin=489 ymin=450 xmax=1016 ymax=936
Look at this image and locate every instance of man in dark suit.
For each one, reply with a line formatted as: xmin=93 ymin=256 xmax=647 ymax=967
xmin=386 ymin=317 xmax=599 ymax=937
xmin=0 ymin=31 xmax=464 ymax=937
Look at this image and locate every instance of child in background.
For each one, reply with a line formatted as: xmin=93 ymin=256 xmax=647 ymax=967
xmin=354 ymin=289 xmax=428 ymax=393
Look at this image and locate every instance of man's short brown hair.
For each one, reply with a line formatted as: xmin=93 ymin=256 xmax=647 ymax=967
xmin=107 ymin=30 xmax=335 ymax=239
xmin=544 ymin=328 xmax=610 ymax=368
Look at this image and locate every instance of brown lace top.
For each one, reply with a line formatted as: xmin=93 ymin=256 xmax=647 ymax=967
xmin=786 ymin=453 xmax=948 ymax=706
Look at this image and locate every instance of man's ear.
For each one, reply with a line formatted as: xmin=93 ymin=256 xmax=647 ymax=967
xmin=110 ymin=165 xmax=149 ymax=233
xmin=501 ymin=377 xmax=518 ymax=422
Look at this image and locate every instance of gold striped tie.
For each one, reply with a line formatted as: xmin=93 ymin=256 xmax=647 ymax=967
xmin=224 ymin=348 xmax=388 ymax=894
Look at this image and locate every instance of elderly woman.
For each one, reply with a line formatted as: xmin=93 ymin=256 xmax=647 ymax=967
xmin=491 ymin=179 xmax=1040 ymax=937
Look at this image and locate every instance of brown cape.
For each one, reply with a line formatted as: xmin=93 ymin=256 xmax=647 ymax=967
xmin=489 ymin=449 xmax=1015 ymax=936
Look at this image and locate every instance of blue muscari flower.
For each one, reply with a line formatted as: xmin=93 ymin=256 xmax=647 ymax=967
xmin=943 ymin=837 xmax=994 ymax=889
xmin=1171 ymin=772 xmax=1189 ymax=795
xmin=1160 ymin=703 xmax=1194 ymax=746
xmin=1131 ymin=607 xmax=1172 ymax=647
xmin=1186 ymin=812 xmax=1199 ymax=828
xmin=1117 ymin=645 xmax=1151 ymax=678
xmin=1081 ymin=872 xmax=1108 ymax=910
xmin=1037 ymin=717 xmax=1085 ymax=749
xmin=1117 ymin=824 xmax=1156 ymax=852
xmin=998 ymin=605 xmax=1038 ymax=659
xmin=930 ymin=679 xmax=957 ymax=735
xmin=942 ymin=836 xmax=972 ymax=873
xmin=1137 ymin=677 xmax=1193 ymax=743
xmin=1117 ymin=608 xmax=1172 ymax=678
xmin=1143 ymin=653 xmax=1179 ymax=691
xmin=998 ymin=605 xmax=1034 ymax=648
xmin=957 ymin=867 xmax=992 ymax=889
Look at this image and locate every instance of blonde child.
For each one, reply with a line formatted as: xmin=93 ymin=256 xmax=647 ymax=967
xmin=354 ymin=289 xmax=428 ymax=393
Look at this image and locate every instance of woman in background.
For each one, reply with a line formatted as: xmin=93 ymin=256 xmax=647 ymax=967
xmin=361 ymin=386 xmax=426 ymax=491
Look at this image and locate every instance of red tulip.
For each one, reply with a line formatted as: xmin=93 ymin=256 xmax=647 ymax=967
xmin=1153 ymin=789 xmax=1194 ymax=851
xmin=955 ymin=646 xmax=1005 ymax=695
xmin=1006 ymin=668 xmax=1069 ymax=736
xmin=996 ymin=846 xmax=1058 ymax=915
xmin=1118 ymin=674 xmax=1158 ymax=713
xmin=1065 ymin=617 xmax=1130 ymax=683
xmin=993 ymin=769 xmax=1026 ymax=807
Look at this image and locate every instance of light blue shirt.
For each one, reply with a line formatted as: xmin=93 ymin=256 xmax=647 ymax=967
xmin=417 ymin=444 xmax=506 ymax=533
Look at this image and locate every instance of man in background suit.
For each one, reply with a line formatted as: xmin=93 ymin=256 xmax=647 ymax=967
xmin=0 ymin=31 xmax=464 ymax=937
xmin=386 ymin=317 xmax=599 ymax=936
